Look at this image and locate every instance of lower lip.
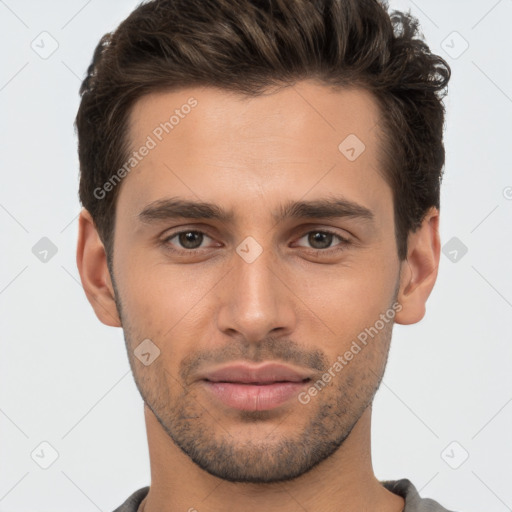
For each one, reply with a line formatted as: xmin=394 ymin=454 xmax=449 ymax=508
xmin=202 ymin=380 xmax=309 ymax=411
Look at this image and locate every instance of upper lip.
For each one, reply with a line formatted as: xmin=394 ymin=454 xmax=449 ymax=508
xmin=199 ymin=362 xmax=314 ymax=384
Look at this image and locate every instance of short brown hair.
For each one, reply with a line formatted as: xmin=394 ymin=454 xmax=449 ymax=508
xmin=75 ymin=0 xmax=451 ymax=265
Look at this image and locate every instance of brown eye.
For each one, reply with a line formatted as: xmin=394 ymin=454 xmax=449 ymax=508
xmin=295 ymin=230 xmax=350 ymax=251
xmin=307 ymin=231 xmax=334 ymax=249
xmin=177 ymin=231 xmax=204 ymax=249
xmin=162 ymin=230 xmax=213 ymax=252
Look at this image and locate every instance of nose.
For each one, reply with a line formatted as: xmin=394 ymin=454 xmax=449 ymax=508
xmin=216 ymin=242 xmax=297 ymax=344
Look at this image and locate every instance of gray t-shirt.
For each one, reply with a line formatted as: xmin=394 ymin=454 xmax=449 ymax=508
xmin=113 ymin=479 xmax=456 ymax=511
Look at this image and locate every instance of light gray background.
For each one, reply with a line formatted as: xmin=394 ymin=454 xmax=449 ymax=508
xmin=1 ymin=0 xmax=511 ymax=510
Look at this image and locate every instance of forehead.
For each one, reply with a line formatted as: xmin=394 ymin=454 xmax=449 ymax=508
xmin=127 ymin=81 xmax=382 ymax=154
xmin=116 ymin=80 xmax=389 ymax=224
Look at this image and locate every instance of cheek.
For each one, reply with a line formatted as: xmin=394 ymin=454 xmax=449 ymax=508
xmin=299 ymin=257 xmax=396 ymax=345
xmin=115 ymin=226 xmax=397 ymax=349
xmin=115 ymin=255 xmax=223 ymax=343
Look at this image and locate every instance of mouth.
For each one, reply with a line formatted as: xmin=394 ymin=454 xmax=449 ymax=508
xmin=197 ymin=361 xmax=315 ymax=411
xmin=201 ymin=378 xmax=312 ymax=411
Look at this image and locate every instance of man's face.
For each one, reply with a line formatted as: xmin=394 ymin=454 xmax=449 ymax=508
xmin=110 ymin=80 xmax=402 ymax=483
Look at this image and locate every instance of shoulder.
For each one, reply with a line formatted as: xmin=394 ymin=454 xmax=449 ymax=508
xmin=381 ymin=478 xmax=457 ymax=512
xmin=112 ymin=486 xmax=150 ymax=512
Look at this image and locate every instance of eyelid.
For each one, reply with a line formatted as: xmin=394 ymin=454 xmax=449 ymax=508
xmin=161 ymin=229 xmax=217 ymax=251
xmin=293 ymin=228 xmax=350 ymax=247
xmin=160 ymin=225 xmax=353 ymax=255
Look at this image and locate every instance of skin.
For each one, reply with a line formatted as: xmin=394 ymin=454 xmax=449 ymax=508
xmin=76 ymin=80 xmax=440 ymax=512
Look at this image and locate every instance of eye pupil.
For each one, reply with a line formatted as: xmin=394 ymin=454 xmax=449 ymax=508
xmin=179 ymin=231 xmax=203 ymax=249
xmin=308 ymin=232 xmax=332 ymax=249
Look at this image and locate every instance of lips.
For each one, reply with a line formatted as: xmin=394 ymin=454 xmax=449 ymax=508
xmin=199 ymin=362 xmax=314 ymax=384
xmin=198 ymin=362 xmax=314 ymax=411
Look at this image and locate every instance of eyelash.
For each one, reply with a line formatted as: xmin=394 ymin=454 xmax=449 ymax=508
xmin=160 ymin=228 xmax=351 ymax=256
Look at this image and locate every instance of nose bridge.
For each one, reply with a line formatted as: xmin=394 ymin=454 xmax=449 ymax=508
xmin=216 ymin=237 xmax=295 ymax=341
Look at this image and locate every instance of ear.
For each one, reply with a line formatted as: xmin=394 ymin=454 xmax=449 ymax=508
xmin=395 ymin=207 xmax=440 ymax=325
xmin=76 ymin=208 xmax=122 ymax=327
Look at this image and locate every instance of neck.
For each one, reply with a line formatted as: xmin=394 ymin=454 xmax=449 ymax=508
xmin=140 ymin=404 xmax=404 ymax=512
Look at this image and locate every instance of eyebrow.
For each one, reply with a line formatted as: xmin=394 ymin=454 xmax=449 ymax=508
xmin=137 ymin=196 xmax=375 ymax=225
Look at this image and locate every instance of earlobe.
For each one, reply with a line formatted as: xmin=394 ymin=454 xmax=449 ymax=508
xmin=395 ymin=207 xmax=441 ymax=326
xmin=76 ymin=208 xmax=122 ymax=327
